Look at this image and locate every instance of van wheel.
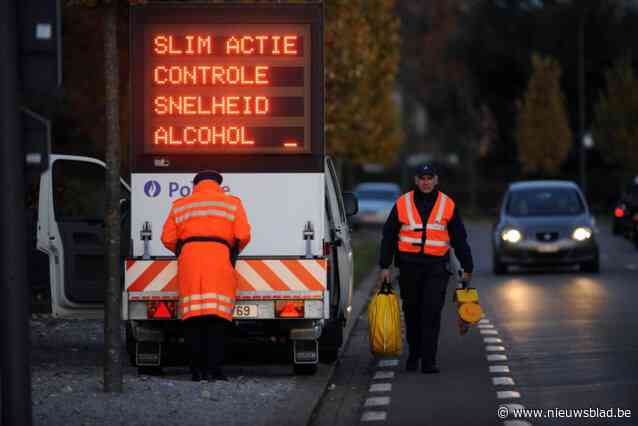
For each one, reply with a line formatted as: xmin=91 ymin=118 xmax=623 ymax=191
xmin=293 ymin=363 xmax=318 ymax=375
xmin=319 ymin=318 xmax=343 ymax=364
xmin=125 ymin=324 xmax=137 ymax=366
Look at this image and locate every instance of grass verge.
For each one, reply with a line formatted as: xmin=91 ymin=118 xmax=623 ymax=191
xmin=352 ymin=233 xmax=380 ymax=289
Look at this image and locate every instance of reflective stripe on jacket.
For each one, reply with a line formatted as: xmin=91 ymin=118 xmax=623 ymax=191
xmin=160 ymin=180 xmax=251 ymax=321
xmin=396 ymin=191 xmax=455 ymax=256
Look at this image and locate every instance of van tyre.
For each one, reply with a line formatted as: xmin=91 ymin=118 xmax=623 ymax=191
xmin=319 ymin=318 xmax=343 ymax=364
xmin=126 ymin=323 xmax=137 ymax=366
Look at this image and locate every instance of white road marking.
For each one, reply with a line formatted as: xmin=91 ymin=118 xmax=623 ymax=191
xmin=487 ymin=354 xmax=508 ymax=362
xmin=497 ymin=391 xmax=521 ymax=399
xmin=490 ymin=365 xmax=510 ymax=373
xmin=484 ymin=337 xmax=503 ymax=343
xmin=493 ymin=377 xmax=515 ymax=386
xmin=480 ymin=329 xmax=499 ymax=335
xmin=503 ymin=421 xmax=532 ymax=426
xmin=373 ymin=371 xmax=395 ymax=380
xmin=486 ymin=345 xmax=506 ymax=352
xmin=364 ymin=397 xmax=391 ymax=407
xmin=378 ymin=359 xmax=399 ymax=368
xmin=479 ymin=318 xmax=491 ymax=324
xmin=361 ymin=411 xmax=387 ymax=422
xmin=478 ymin=324 xmax=495 ymax=329
xmin=369 ymin=383 xmax=392 ymax=393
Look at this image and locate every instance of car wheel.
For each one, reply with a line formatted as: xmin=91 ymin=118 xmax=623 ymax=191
xmin=493 ymin=254 xmax=506 ymax=275
xmin=581 ymin=258 xmax=600 ymax=274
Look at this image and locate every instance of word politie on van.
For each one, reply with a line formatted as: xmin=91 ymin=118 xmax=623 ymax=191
xmin=146 ymin=29 xmax=307 ymax=153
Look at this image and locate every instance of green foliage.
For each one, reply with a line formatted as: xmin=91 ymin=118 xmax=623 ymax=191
xmin=516 ymin=53 xmax=573 ymax=176
xmin=593 ymin=58 xmax=638 ymax=176
xmin=326 ymin=0 xmax=402 ymax=165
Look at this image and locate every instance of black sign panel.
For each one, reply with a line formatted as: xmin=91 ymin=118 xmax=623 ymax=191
xmin=130 ymin=3 xmax=323 ymax=161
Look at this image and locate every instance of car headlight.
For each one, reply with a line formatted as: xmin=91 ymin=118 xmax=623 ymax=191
xmin=501 ymin=229 xmax=522 ymax=243
xmin=572 ymin=227 xmax=592 ymax=241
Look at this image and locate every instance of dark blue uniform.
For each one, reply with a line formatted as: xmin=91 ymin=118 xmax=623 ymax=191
xmin=379 ymin=188 xmax=473 ymax=371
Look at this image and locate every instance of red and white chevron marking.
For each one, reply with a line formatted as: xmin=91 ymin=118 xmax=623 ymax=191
xmin=125 ymin=259 xmax=327 ymax=294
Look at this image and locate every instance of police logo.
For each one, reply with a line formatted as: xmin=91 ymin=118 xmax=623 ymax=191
xmin=144 ymin=181 xmax=161 ymax=198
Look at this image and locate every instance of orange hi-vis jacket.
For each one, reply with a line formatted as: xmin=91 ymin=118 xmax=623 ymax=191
xmin=161 ymin=180 xmax=251 ymax=321
xmin=396 ymin=190 xmax=455 ymax=256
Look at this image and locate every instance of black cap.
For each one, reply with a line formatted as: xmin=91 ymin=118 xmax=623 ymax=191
xmin=415 ymin=163 xmax=437 ymax=177
xmin=193 ymin=170 xmax=223 ymax=185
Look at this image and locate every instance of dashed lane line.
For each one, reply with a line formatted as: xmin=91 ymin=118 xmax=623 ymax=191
xmin=364 ymin=396 xmax=391 ymax=407
xmin=486 ymin=345 xmax=506 ymax=352
xmin=487 ymin=354 xmax=508 ymax=362
xmin=484 ymin=337 xmax=503 ymax=344
xmin=377 ymin=359 xmax=399 ymax=368
xmin=369 ymin=383 xmax=392 ymax=393
xmin=493 ymin=377 xmax=515 ymax=386
xmin=480 ymin=329 xmax=499 ymax=335
xmin=361 ymin=411 xmax=387 ymax=422
xmin=373 ymin=371 xmax=395 ymax=380
xmin=497 ymin=390 xmax=521 ymax=399
xmin=489 ymin=365 xmax=510 ymax=374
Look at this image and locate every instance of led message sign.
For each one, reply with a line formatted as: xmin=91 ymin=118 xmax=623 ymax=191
xmin=132 ymin=6 xmax=317 ymax=155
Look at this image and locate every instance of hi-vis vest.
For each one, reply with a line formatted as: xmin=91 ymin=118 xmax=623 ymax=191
xmin=396 ymin=191 xmax=455 ymax=256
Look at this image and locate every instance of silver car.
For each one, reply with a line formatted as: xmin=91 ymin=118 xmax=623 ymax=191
xmin=351 ymin=182 xmax=401 ymax=228
xmin=492 ymin=181 xmax=599 ymax=274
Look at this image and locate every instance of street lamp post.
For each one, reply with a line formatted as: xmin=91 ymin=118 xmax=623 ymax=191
xmin=577 ymin=7 xmax=587 ymax=195
xmin=556 ymin=0 xmax=589 ymax=194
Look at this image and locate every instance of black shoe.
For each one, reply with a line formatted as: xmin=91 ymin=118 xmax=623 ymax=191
xmin=421 ymin=364 xmax=440 ymax=374
xmin=191 ymin=369 xmax=202 ymax=382
xmin=406 ymin=357 xmax=419 ymax=371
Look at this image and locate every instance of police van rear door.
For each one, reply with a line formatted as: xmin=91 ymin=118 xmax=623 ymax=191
xmin=37 ymin=155 xmax=131 ymax=318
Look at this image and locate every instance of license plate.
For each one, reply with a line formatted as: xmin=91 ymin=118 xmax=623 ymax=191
xmin=233 ymin=304 xmax=258 ymax=318
xmin=537 ymin=243 xmax=559 ymax=253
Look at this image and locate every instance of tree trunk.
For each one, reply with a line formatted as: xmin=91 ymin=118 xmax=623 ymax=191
xmin=103 ymin=0 xmax=123 ymax=393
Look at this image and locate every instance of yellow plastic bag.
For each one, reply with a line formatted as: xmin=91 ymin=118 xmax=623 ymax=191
xmin=368 ymin=281 xmax=403 ymax=357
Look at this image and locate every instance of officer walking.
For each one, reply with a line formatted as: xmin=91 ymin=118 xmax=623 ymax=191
xmin=161 ymin=170 xmax=251 ymax=381
xmin=379 ymin=163 xmax=473 ymax=373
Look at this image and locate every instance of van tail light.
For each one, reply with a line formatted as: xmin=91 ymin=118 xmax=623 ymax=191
xmin=146 ymin=301 xmax=176 ymax=319
xmin=275 ymin=301 xmax=304 ymax=318
xmin=614 ymin=207 xmax=625 ymax=218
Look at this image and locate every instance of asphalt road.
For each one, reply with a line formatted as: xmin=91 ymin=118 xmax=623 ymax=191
xmin=311 ymin=221 xmax=638 ymax=426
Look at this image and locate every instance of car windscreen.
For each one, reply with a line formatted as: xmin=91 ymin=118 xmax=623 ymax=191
xmin=506 ymin=187 xmax=584 ymax=216
xmin=356 ymin=190 xmax=398 ymax=202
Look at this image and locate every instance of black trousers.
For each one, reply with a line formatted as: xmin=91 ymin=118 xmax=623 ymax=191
xmin=398 ymin=261 xmax=450 ymax=366
xmin=184 ymin=315 xmax=226 ymax=372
